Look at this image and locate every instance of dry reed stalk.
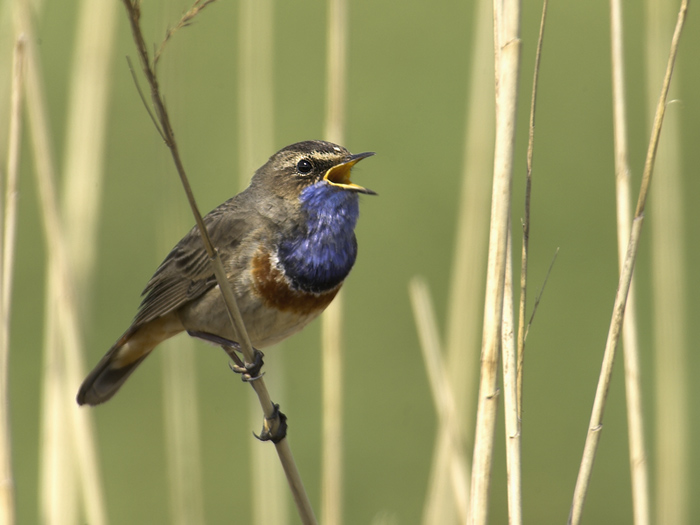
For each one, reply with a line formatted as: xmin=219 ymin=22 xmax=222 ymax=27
xmin=161 ymin=338 xmax=206 ymax=525
xmin=157 ymin=183 xmax=205 ymax=525
xmin=24 ymin=48 xmax=109 ymax=525
xmin=517 ymin=0 xmax=548 ymax=415
xmin=238 ymin=0 xmax=274 ymax=183
xmin=321 ymin=0 xmax=350 ymax=523
xmin=54 ymin=0 xmax=117 ymax=521
xmin=609 ymin=0 xmax=650 ymax=523
xmin=61 ymin=0 xmax=117 ymax=301
xmin=15 ymin=0 xmax=111 ymax=521
xmin=39 ymin=274 xmax=78 ymax=525
xmin=501 ymin=233 xmax=521 ymax=524
xmin=321 ymin=297 xmax=344 ymax=525
xmin=408 ymin=278 xmax=469 ymax=524
xmin=0 ymin=34 xmax=25 ymax=525
xmin=568 ymin=2 xmax=689 ymax=523
xmin=469 ymin=0 xmax=521 ymax=523
xmin=120 ymin=1 xmax=316 ymax=523
xmin=236 ymin=0 xmax=287 ymax=523
xmin=424 ymin=0 xmax=493 ymax=519
xmin=60 ymin=1 xmax=117 ymax=520
xmin=645 ymin=1 xmax=689 ymax=523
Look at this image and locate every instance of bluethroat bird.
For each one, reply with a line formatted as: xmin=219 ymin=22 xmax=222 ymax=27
xmin=77 ymin=140 xmax=374 ymax=406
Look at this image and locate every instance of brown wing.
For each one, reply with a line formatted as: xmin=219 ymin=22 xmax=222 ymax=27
xmin=133 ymin=197 xmax=254 ymax=327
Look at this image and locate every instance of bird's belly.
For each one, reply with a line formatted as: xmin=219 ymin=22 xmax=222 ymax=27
xmin=177 ymin=279 xmax=333 ymax=349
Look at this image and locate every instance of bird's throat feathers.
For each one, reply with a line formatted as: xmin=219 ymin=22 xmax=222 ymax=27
xmin=278 ymin=183 xmax=360 ymax=293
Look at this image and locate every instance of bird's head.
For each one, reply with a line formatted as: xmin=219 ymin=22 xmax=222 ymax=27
xmin=253 ymin=140 xmax=376 ymax=199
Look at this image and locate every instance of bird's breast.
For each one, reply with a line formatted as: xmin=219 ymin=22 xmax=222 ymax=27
xmin=251 ymin=248 xmax=340 ymax=316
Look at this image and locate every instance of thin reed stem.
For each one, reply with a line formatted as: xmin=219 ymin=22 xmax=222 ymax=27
xmin=502 ymin=232 xmax=522 ymax=524
xmin=426 ymin=0 xmax=493 ymax=519
xmin=321 ymin=0 xmax=350 ymax=523
xmin=161 ymin=338 xmax=206 ymax=525
xmin=0 ymin=34 xmax=25 ymax=525
xmin=25 ymin=45 xmax=109 ymax=525
xmin=645 ymin=1 xmax=689 ymax=522
xmin=409 ymin=278 xmax=470 ymax=524
xmin=236 ymin=0 xmax=286 ymax=523
xmin=469 ymin=1 xmax=521 ymax=523
xmin=517 ymin=0 xmax=548 ymax=416
xmin=609 ymin=0 xmax=650 ymax=523
xmin=568 ymin=2 xmax=689 ymax=523
xmin=120 ymin=2 xmax=316 ymax=523
xmin=159 ymin=200 xmax=205 ymax=525
xmin=17 ymin=0 xmax=110 ymax=520
xmin=61 ymin=1 xmax=119 ymax=520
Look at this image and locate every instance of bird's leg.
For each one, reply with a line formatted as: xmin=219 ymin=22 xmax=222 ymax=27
xmin=254 ymin=402 xmax=288 ymax=443
xmin=187 ymin=330 xmax=265 ymax=381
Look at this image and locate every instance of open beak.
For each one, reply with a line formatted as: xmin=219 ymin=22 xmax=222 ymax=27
xmin=323 ymin=151 xmax=376 ymax=195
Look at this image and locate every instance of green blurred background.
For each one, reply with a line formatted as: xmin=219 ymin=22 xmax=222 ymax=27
xmin=4 ymin=0 xmax=700 ymax=523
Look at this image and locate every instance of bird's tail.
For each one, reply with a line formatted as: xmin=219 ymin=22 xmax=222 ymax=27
xmin=77 ymin=315 xmax=183 ymax=406
xmin=76 ymin=328 xmax=149 ymax=406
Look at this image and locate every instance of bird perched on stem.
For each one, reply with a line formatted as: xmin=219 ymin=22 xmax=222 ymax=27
xmin=77 ymin=140 xmax=374 ymax=406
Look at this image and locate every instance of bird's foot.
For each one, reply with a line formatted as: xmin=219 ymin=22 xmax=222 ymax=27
xmin=254 ymin=403 xmax=288 ymax=444
xmin=228 ymin=348 xmax=265 ymax=382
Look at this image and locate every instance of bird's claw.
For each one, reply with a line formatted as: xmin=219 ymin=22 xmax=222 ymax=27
xmin=253 ymin=403 xmax=288 ymax=443
xmin=228 ymin=348 xmax=265 ymax=382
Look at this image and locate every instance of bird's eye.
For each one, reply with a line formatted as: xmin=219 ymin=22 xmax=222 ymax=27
xmin=296 ymin=159 xmax=313 ymax=174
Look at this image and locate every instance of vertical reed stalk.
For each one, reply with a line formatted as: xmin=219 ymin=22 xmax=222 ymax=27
xmin=469 ymin=1 xmax=521 ymax=523
xmin=501 ymin=232 xmax=522 ymax=524
xmin=161 ymin=337 xmax=206 ymax=525
xmin=424 ymin=0 xmax=492 ymax=516
xmin=60 ymin=0 xmax=117 ymax=301
xmin=517 ymin=0 xmax=548 ymax=415
xmin=236 ymin=1 xmax=285 ymax=523
xmin=155 ymin=145 xmax=206 ymax=523
xmin=645 ymin=1 xmax=689 ymax=523
xmin=52 ymin=0 xmax=117 ymax=521
xmin=568 ymin=2 xmax=688 ymax=522
xmin=21 ymin=0 xmax=111 ymax=516
xmin=39 ymin=273 xmax=78 ymax=525
xmin=0 ymin=34 xmax=25 ymax=525
xmin=24 ymin=47 xmax=108 ymax=525
xmin=609 ymin=0 xmax=650 ymax=523
xmin=238 ymin=0 xmax=274 ymax=182
xmin=322 ymin=0 xmax=349 ymax=523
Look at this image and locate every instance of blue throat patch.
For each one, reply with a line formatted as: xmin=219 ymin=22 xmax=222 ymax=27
xmin=278 ymin=182 xmax=360 ymax=293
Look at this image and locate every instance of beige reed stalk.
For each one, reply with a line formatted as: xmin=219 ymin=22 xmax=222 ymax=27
xmin=161 ymin=338 xmax=206 ymax=525
xmin=409 ymin=278 xmax=469 ymax=524
xmin=160 ymin=209 xmax=206 ymax=525
xmin=17 ymin=0 xmax=113 ymax=521
xmin=645 ymin=1 xmax=689 ymax=523
xmin=58 ymin=0 xmax=116 ymax=521
xmin=501 ymin=232 xmax=522 ymax=524
xmin=609 ymin=0 xmax=650 ymax=523
xmin=237 ymin=0 xmax=287 ymax=523
xmin=469 ymin=0 xmax=521 ymax=523
xmin=568 ymin=2 xmax=689 ymax=523
xmin=23 ymin=36 xmax=109 ymax=525
xmin=321 ymin=0 xmax=350 ymax=524
xmin=423 ymin=0 xmax=493 ymax=518
xmin=0 ymin=35 xmax=25 ymax=525
xmin=120 ymin=2 xmax=316 ymax=523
